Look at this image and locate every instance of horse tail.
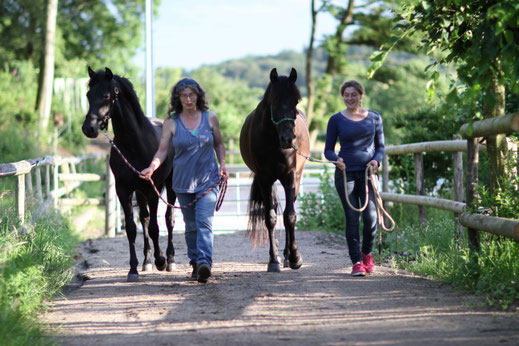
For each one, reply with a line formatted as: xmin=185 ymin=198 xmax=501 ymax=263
xmin=246 ymin=174 xmax=278 ymax=246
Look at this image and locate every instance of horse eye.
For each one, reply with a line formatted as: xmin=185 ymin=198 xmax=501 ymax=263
xmin=104 ymin=93 xmax=111 ymax=100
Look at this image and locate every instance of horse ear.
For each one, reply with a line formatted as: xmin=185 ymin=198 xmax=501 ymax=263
xmin=270 ymin=68 xmax=278 ymax=82
xmin=289 ymin=68 xmax=297 ymax=83
xmin=105 ymin=67 xmax=113 ymax=80
xmin=88 ymin=66 xmax=95 ymax=78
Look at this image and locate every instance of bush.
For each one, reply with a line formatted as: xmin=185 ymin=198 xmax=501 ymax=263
xmin=297 ymin=165 xmax=345 ymax=234
xmin=0 ymin=207 xmax=79 ymax=344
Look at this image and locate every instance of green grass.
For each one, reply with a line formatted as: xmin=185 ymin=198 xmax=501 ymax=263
xmin=0 ymin=206 xmax=80 ymax=345
xmin=380 ymin=213 xmax=519 ymax=310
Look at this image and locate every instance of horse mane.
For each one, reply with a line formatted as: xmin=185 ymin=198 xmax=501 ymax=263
xmin=113 ymin=75 xmax=157 ymax=137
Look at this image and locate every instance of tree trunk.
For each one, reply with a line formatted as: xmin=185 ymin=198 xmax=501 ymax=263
xmin=483 ymin=71 xmax=507 ymax=195
xmin=305 ymin=0 xmax=318 ymax=127
xmin=36 ymin=0 xmax=58 ymax=143
xmin=325 ymin=0 xmax=355 ymax=75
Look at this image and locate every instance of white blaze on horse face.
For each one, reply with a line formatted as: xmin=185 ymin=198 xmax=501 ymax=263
xmin=99 ymin=104 xmax=111 ymax=118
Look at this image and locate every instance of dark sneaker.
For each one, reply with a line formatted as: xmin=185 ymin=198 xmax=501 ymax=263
xmin=197 ymin=263 xmax=211 ymax=283
xmin=191 ymin=263 xmax=197 ymax=279
xmin=351 ymin=262 xmax=366 ymax=276
xmin=362 ymin=253 xmax=375 ymax=273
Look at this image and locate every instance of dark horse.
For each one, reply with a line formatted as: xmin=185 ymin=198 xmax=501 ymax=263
xmin=240 ymin=68 xmax=310 ymax=272
xmin=82 ymin=67 xmax=176 ymax=282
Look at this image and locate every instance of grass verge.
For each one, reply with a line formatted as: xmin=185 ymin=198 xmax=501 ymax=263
xmin=0 ymin=206 xmax=79 ymax=345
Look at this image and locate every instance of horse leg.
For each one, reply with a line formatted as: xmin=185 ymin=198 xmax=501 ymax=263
xmin=165 ymin=178 xmax=176 ymax=271
xmin=281 ymin=177 xmax=303 ymax=270
xmin=118 ymin=188 xmax=140 ymax=282
xmin=263 ymin=183 xmax=281 ymax=272
xmin=135 ymin=191 xmax=153 ymax=272
xmin=147 ymin=195 xmax=167 ymax=271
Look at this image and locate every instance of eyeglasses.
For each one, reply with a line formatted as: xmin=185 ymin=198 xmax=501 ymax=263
xmin=179 ymin=93 xmax=197 ymax=100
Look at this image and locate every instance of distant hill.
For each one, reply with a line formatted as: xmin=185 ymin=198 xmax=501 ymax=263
xmin=194 ymin=45 xmax=423 ymax=94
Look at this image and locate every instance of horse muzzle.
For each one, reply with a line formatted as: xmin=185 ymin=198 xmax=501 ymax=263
xmin=82 ymin=118 xmax=99 ymax=138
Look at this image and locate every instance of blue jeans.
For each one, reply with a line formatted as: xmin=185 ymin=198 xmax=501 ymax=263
xmin=334 ymin=169 xmax=378 ymax=264
xmin=176 ymin=187 xmax=218 ymax=267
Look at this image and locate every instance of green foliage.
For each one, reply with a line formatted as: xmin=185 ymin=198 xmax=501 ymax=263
xmin=0 ymin=63 xmax=42 ymax=163
xmin=473 ymin=153 xmax=519 ymax=218
xmin=0 ymin=207 xmax=79 ymax=344
xmin=389 ymin=106 xmax=471 ymax=193
xmin=0 ymin=61 xmax=38 ymax=128
xmin=213 ymin=50 xmax=311 ymax=91
xmin=297 ymin=166 xmax=345 ymax=234
xmin=154 ymin=67 xmax=183 ymax=117
xmin=191 ymin=67 xmax=263 ymax=142
xmin=369 ymin=0 xmax=519 ymax=108
xmin=382 ymin=216 xmax=519 ymax=310
xmin=0 ymin=0 xmax=160 ymax=73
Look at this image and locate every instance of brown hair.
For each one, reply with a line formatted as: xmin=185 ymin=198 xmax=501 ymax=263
xmin=340 ymin=80 xmax=364 ymax=96
xmin=168 ymin=78 xmax=209 ymax=115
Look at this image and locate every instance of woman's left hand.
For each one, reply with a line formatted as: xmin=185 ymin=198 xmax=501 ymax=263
xmin=220 ymin=164 xmax=229 ymax=179
xmin=367 ymin=160 xmax=379 ymax=171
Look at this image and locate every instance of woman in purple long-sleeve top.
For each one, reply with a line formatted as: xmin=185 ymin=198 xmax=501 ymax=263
xmin=324 ymin=80 xmax=385 ymax=276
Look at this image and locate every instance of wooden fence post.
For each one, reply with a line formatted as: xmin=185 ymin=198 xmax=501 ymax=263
xmin=105 ymin=156 xmax=116 ymax=237
xmin=466 ymin=138 xmax=480 ymax=252
xmin=16 ymin=174 xmax=25 ymax=224
xmin=25 ymin=170 xmax=33 ymax=198
xmin=35 ymin=167 xmax=43 ymax=202
xmin=45 ymin=164 xmax=51 ymax=198
xmin=382 ymin=154 xmax=390 ymax=225
xmin=414 ymin=153 xmax=426 ymax=226
xmin=53 ymin=159 xmax=59 ymax=208
xmin=453 ymin=134 xmax=465 ymax=239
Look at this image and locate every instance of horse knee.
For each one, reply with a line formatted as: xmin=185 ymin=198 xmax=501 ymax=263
xmin=266 ymin=209 xmax=277 ymax=229
xmin=284 ymin=210 xmax=297 ymax=226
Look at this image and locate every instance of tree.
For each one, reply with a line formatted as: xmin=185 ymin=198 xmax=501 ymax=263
xmin=1 ymin=0 xmax=161 ymax=142
xmin=368 ymin=0 xmax=519 ymax=193
xmin=305 ymin=0 xmax=328 ymax=136
xmin=36 ymin=0 xmax=58 ymax=141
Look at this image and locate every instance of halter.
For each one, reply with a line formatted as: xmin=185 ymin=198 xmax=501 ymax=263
xmin=99 ymin=81 xmax=120 ymax=131
xmin=270 ymin=105 xmax=295 ymax=127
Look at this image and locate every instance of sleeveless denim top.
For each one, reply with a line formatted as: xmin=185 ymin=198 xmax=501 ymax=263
xmin=171 ymin=111 xmax=219 ymax=193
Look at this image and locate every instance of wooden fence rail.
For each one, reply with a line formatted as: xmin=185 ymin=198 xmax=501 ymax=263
xmin=0 ymin=153 xmax=118 ymax=236
xmin=380 ymin=113 xmax=519 ymax=242
xmin=1 ymin=113 xmax=517 ymax=244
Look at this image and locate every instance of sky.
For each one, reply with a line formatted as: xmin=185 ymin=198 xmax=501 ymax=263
xmin=133 ymin=0 xmax=339 ymax=70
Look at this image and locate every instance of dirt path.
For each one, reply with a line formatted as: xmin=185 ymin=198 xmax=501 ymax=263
xmin=41 ymin=230 xmax=518 ymax=345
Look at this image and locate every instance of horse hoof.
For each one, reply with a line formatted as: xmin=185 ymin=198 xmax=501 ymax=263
xmin=127 ymin=273 xmax=139 ymax=282
xmin=290 ymin=255 xmax=303 ymax=270
xmin=142 ymin=263 xmax=153 ymax=272
xmin=167 ymin=263 xmax=176 ymax=272
xmin=283 ymin=258 xmax=290 ymax=268
xmin=155 ymin=257 xmax=167 ymax=271
xmin=267 ymin=263 xmax=281 ymax=272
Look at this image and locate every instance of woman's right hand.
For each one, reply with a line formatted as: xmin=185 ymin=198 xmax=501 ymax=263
xmin=140 ymin=166 xmax=154 ymax=180
xmin=336 ymin=157 xmax=346 ymax=171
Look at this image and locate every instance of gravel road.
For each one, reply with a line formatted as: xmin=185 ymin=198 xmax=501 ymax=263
xmin=41 ymin=230 xmax=519 ymax=345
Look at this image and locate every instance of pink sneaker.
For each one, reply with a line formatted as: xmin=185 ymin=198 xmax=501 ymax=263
xmin=351 ymin=262 xmax=366 ymax=276
xmin=362 ymin=253 xmax=375 ymax=273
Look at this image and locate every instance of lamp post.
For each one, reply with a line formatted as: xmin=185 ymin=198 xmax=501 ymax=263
xmin=145 ymin=0 xmax=155 ymax=118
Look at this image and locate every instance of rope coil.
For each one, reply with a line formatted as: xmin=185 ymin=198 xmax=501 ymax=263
xmin=292 ymin=144 xmax=395 ymax=234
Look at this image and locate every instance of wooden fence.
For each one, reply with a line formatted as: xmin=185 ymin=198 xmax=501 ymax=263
xmin=0 ymin=153 xmax=119 ymax=236
xmin=380 ymin=112 xmax=519 ymax=243
xmin=1 ymin=114 xmax=518 ymax=244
